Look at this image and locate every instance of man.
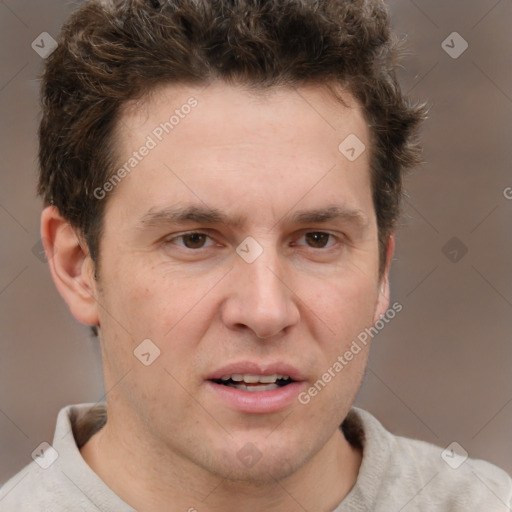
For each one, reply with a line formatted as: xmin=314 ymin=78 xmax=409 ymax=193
xmin=1 ymin=0 xmax=511 ymax=510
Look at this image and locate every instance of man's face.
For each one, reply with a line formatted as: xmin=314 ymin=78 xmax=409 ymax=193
xmin=90 ymin=81 xmax=390 ymax=482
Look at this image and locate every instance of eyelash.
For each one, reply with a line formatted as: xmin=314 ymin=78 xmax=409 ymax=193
xmin=165 ymin=231 xmax=342 ymax=251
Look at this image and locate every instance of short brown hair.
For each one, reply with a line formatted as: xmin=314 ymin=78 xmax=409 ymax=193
xmin=37 ymin=0 xmax=425 ymax=277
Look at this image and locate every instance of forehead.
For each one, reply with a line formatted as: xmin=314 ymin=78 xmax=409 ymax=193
xmin=117 ymin=80 xmax=367 ymax=148
xmin=107 ymin=81 xmax=374 ymax=229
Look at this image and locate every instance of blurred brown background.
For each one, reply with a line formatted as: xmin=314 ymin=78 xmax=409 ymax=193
xmin=1 ymin=0 xmax=511 ymax=485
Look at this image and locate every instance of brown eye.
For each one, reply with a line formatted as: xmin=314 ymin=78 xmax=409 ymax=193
xmin=168 ymin=232 xmax=214 ymax=250
xmin=181 ymin=233 xmax=208 ymax=249
xmin=301 ymin=232 xmax=336 ymax=249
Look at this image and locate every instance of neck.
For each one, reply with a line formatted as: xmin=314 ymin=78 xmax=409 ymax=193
xmin=80 ymin=413 xmax=362 ymax=512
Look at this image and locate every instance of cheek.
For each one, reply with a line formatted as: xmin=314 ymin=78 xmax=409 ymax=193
xmin=96 ymin=267 xmax=207 ymax=421
xmin=298 ymin=278 xmax=376 ymax=421
xmin=100 ymin=259 xmax=206 ymax=333
xmin=97 ymin=261 xmax=223 ymax=380
xmin=308 ymin=272 xmax=379 ymax=344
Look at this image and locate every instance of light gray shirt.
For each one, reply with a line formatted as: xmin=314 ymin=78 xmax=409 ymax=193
xmin=1 ymin=403 xmax=511 ymax=511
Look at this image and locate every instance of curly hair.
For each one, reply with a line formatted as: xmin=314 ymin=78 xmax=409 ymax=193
xmin=37 ymin=0 xmax=426 ymax=277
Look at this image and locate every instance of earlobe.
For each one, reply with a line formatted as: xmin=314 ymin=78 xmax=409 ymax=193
xmin=373 ymin=234 xmax=395 ymax=324
xmin=41 ymin=206 xmax=100 ymax=327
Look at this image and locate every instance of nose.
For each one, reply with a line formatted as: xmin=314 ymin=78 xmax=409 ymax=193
xmin=220 ymin=241 xmax=300 ymax=340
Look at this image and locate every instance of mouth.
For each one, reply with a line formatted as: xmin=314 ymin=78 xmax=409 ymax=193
xmin=205 ymin=363 xmax=306 ymax=413
xmin=211 ymin=374 xmax=295 ymax=392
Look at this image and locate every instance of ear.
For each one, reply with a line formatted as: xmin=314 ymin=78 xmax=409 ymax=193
xmin=373 ymin=234 xmax=395 ymax=324
xmin=41 ymin=206 xmax=100 ymax=327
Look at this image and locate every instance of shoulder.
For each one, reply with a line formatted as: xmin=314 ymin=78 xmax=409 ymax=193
xmin=394 ymin=434 xmax=512 ymax=509
xmin=0 ymin=402 xmax=126 ymax=512
xmin=346 ymin=407 xmax=512 ymax=511
xmin=0 ymin=459 xmax=92 ymax=512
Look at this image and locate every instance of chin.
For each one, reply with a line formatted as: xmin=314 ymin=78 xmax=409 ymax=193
xmin=223 ymin=463 xmax=297 ymax=487
xmin=205 ymin=445 xmax=307 ymax=487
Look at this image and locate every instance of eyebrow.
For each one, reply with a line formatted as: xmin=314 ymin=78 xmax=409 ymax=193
xmin=137 ymin=204 xmax=369 ymax=231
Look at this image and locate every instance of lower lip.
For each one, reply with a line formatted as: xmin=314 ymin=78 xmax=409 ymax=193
xmin=205 ymin=381 xmax=305 ymax=414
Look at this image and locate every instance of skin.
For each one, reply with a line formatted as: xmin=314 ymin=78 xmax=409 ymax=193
xmin=42 ymin=81 xmax=394 ymax=512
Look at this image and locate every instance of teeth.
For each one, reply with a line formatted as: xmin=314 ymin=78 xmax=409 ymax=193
xmin=227 ymin=383 xmax=279 ymax=392
xmin=244 ymin=374 xmax=277 ymax=383
xmin=218 ymin=374 xmax=290 ymax=384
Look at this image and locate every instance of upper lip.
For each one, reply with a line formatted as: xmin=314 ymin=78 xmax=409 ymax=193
xmin=207 ymin=361 xmax=305 ymax=381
